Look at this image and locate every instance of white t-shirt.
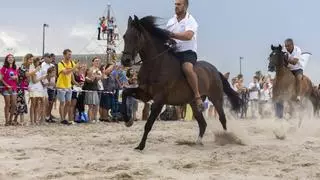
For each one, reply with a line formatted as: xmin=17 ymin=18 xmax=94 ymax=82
xmin=40 ymin=62 xmax=55 ymax=92
xmin=42 ymin=77 xmax=56 ymax=90
xmin=166 ymin=12 xmax=198 ymax=52
xmin=248 ymin=82 xmax=260 ymax=100
xmin=40 ymin=62 xmax=54 ymax=76
xmin=28 ymin=65 xmax=44 ymax=92
xmin=114 ymin=27 xmax=119 ymax=34
xmin=283 ymin=45 xmax=303 ymax=70
xmin=260 ymin=88 xmax=271 ymax=101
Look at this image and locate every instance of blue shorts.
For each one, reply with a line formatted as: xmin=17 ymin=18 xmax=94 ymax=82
xmin=2 ymin=90 xmax=17 ymax=96
xmin=56 ymin=89 xmax=72 ymax=103
xmin=47 ymin=89 xmax=56 ymax=102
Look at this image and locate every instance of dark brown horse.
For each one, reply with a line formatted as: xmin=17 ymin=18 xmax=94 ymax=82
xmin=312 ymin=86 xmax=320 ymax=117
xmin=120 ymin=15 xmax=242 ymax=150
xmin=268 ymin=45 xmax=317 ymax=118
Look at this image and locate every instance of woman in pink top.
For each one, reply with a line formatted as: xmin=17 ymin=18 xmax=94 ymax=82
xmin=0 ymin=54 xmax=18 ymax=126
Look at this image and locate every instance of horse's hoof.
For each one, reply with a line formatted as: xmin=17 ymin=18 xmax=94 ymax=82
xmin=125 ymin=120 xmax=134 ymax=127
xmin=134 ymin=146 xmax=144 ymax=151
xmin=196 ymin=137 xmax=204 ymax=146
xmin=196 ymin=141 xmax=204 ymax=146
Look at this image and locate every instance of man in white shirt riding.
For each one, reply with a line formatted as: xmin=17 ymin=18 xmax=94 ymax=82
xmin=166 ymin=0 xmax=204 ymax=112
xmin=283 ymin=38 xmax=303 ymax=101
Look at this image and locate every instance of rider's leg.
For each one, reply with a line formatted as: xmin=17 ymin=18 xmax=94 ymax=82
xmin=182 ymin=62 xmax=204 ymax=111
xmin=296 ymin=72 xmax=303 ymax=101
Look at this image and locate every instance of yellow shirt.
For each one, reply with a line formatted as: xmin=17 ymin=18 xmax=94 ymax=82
xmin=56 ymin=60 xmax=76 ymax=89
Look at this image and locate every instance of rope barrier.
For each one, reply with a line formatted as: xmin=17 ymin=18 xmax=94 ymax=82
xmin=0 ymin=83 xmax=139 ymax=94
xmin=0 ymin=85 xmax=123 ymax=94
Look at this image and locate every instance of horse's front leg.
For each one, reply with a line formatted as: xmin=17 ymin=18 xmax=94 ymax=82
xmin=274 ymin=101 xmax=284 ymax=119
xmin=121 ymin=87 xmax=150 ymax=127
xmin=135 ymin=101 xmax=164 ymax=151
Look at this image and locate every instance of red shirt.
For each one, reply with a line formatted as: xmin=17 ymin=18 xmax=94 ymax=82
xmin=0 ymin=66 xmax=18 ymax=91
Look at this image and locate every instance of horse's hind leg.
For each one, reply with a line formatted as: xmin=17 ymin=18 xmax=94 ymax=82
xmin=209 ymin=97 xmax=227 ymax=131
xmin=275 ymin=101 xmax=284 ymax=119
xmin=190 ymin=102 xmax=207 ymax=145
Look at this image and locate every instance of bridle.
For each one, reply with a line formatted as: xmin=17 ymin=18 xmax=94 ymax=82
xmin=132 ymin=47 xmax=172 ymax=65
xmin=122 ymin=23 xmax=175 ymax=66
xmin=270 ymin=50 xmax=288 ymax=68
xmin=122 ymin=42 xmax=173 ymax=66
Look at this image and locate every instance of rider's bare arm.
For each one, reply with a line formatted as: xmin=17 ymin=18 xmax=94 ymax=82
xmin=289 ymin=47 xmax=302 ymax=65
xmin=288 ymin=56 xmax=299 ymax=65
xmin=290 ymin=58 xmax=299 ymax=65
xmin=171 ymin=31 xmax=194 ymax=41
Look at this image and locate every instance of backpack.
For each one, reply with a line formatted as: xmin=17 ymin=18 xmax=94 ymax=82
xmin=55 ymin=61 xmax=74 ymax=82
xmin=75 ymin=111 xmax=89 ymax=123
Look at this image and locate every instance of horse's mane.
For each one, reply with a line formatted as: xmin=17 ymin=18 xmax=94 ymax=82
xmin=136 ymin=16 xmax=172 ymax=44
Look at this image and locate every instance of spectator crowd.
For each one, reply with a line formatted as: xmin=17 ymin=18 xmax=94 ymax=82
xmin=229 ymin=72 xmax=274 ymax=119
xmin=0 ymin=49 xmax=138 ymax=126
xmin=2 ymin=50 xmax=320 ymax=126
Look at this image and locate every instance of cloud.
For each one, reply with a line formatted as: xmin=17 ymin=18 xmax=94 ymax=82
xmin=0 ymin=23 xmax=124 ymax=57
xmin=69 ymin=22 xmax=123 ymax=54
xmin=70 ymin=23 xmax=96 ymax=40
xmin=0 ymin=31 xmax=21 ymax=47
xmin=0 ymin=30 xmax=32 ymax=56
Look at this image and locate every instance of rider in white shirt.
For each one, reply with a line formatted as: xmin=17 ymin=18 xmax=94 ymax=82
xmin=166 ymin=0 xmax=204 ymax=111
xmin=283 ymin=38 xmax=303 ymax=101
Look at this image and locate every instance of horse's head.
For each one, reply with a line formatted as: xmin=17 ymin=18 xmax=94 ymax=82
xmin=121 ymin=15 xmax=172 ymax=67
xmin=121 ymin=15 xmax=146 ymax=67
xmin=268 ymin=44 xmax=288 ymax=72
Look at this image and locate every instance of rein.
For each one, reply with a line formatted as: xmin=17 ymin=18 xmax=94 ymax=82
xmin=131 ymin=46 xmax=172 ymax=65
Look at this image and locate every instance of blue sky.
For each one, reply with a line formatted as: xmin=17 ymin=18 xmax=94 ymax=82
xmin=0 ymin=0 xmax=320 ymax=85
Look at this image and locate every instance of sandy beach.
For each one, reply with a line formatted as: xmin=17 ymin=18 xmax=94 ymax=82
xmin=0 ymin=99 xmax=320 ymax=180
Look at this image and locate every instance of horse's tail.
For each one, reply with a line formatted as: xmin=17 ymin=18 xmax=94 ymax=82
xmin=219 ymin=72 xmax=242 ymax=111
xmin=310 ymin=86 xmax=319 ymax=113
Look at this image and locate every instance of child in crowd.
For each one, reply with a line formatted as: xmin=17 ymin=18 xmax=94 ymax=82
xmin=71 ymin=65 xmax=85 ymax=122
xmin=259 ymin=82 xmax=272 ymax=118
xmin=42 ymin=66 xmax=56 ymax=123
xmin=126 ymin=68 xmax=138 ymax=121
xmin=100 ymin=64 xmax=117 ymax=121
